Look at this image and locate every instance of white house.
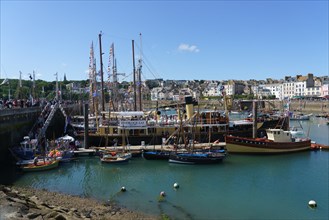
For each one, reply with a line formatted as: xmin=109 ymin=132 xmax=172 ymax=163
xmin=261 ymin=83 xmax=284 ymax=100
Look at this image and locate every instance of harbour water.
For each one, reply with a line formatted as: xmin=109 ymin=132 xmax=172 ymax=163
xmin=6 ymin=117 xmax=329 ymax=219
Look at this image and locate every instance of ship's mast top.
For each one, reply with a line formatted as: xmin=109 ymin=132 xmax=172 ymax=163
xmin=88 ymin=42 xmax=95 ymax=115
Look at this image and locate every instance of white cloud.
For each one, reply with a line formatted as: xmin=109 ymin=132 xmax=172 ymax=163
xmin=178 ymin=43 xmax=200 ymax=53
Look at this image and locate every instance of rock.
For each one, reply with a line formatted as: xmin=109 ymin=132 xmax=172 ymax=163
xmin=29 ymin=195 xmax=40 ymax=204
xmin=2 ymin=186 xmax=159 ymax=220
xmin=61 ymin=207 xmax=69 ymax=212
xmin=54 ymin=213 xmax=67 ymax=220
xmin=19 ymin=205 xmax=29 ymax=215
xmin=12 ymin=190 xmax=19 ymax=194
xmin=54 ymin=206 xmax=67 ymax=213
xmin=26 ymin=212 xmax=41 ymax=219
xmin=6 ymin=196 xmax=27 ymax=204
xmin=45 ymin=211 xmax=59 ymax=219
xmin=3 ymin=186 xmax=11 ymax=192
xmin=33 ymin=216 xmax=44 ymax=220
xmin=0 ymin=191 xmax=7 ymax=198
xmin=6 ymin=191 xmax=19 ymax=198
xmin=26 ymin=200 xmax=40 ymax=210
xmin=70 ymin=207 xmax=78 ymax=212
xmin=41 ymin=202 xmax=56 ymax=209
xmin=20 ymin=193 xmax=27 ymax=198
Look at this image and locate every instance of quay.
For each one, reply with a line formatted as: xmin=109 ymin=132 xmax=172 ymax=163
xmin=91 ymin=142 xmax=226 ymax=153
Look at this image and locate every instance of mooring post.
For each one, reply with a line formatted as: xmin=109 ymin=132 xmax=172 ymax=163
xmin=84 ymin=103 xmax=89 ymax=149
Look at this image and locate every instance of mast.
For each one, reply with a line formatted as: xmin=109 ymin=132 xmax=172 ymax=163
xmin=55 ymin=72 xmax=59 ymax=101
xmin=108 ymin=43 xmax=114 ymax=111
xmin=88 ymin=42 xmax=95 ymax=115
xmin=132 ymin=40 xmax=137 ymax=111
xmin=32 ymin=70 xmax=35 ymax=102
xmin=108 ymin=43 xmax=125 ymax=111
xmin=99 ymin=31 xmax=105 ymax=112
xmin=137 ymin=33 xmax=143 ymax=111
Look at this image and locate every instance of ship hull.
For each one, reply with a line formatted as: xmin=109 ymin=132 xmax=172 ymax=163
xmin=225 ymin=136 xmax=311 ymax=154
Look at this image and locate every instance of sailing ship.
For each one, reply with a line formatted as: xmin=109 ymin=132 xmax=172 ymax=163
xmin=74 ymin=35 xmax=290 ymax=150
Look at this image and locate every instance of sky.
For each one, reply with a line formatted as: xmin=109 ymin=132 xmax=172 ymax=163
xmin=1 ymin=0 xmax=328 ymax=82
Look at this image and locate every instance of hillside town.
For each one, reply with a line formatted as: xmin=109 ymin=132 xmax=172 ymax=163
xmin=0 ymin=73 xmax=328 ymax=110
xmin=64 ymin=73 xmax=329 ymax=102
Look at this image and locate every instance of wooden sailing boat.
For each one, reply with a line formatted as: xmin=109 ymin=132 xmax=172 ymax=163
xmin=168 ymin=96 xmax=226 ymax=164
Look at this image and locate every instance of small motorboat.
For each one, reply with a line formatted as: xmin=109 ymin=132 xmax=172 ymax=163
xmin=100 ymin=152 xmax=132 ymax=163
xmin=21 ymin=159 xmax=59 ymax=172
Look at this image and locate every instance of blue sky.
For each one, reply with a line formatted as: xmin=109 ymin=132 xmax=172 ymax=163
xmin=1 ymin=1 xmax=328 ymax=82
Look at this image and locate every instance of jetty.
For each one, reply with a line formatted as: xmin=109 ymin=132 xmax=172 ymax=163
xmin=91 ymin=142 xmax=226 ymax=153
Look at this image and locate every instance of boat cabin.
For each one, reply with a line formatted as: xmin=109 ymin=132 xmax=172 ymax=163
xmin=266 ymin=129 xmax=293 ymax=142
xmin=98 ymin=111 xmax=149 ymax=136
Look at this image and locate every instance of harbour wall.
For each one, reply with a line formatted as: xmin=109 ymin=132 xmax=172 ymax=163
xmin=0 ymin=107 xmax=41 ymax=165
xmin=0 ymin=104 xmax=80 ymax=165
xmin=194 ymin=100 xmax=329 ymax=114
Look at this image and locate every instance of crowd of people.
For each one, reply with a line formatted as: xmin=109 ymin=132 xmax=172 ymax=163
xmin=0 ymin=98 xmax=44 ymax=109
xmin=0 ymin=98 xmax=77 ymax=110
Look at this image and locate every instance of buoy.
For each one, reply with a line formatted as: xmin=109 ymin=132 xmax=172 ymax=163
xmin=173 ymin=182 xmax=179 ymax=189
xmin=120 ymin=186 xmax=126 ymax=192
xmin=160 ymin=191 xmax=166 ymax=197
xmin=308 ymin=200 xmax=317 ymax=208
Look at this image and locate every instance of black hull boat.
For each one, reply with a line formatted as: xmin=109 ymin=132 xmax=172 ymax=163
xmin=169 ymin=152 xmax=226 ymax=164
xmin=142 ymin=150 xmax=171 ymax=160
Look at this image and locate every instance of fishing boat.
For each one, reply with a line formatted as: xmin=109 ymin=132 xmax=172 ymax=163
xmin=225 ymin=128 xmax=311 ymax=154
xmin=21 ymin=159 xmax=59 ymax=172
xmin=9 ymin=136 xmax=38 ymax=160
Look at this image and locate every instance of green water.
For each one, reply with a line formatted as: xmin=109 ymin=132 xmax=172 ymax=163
xmin=9 ymin=118 xmax=329 ymax=219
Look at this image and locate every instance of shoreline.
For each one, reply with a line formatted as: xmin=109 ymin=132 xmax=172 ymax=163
xmin=0 ymin=185 xmax=159 ymax=220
